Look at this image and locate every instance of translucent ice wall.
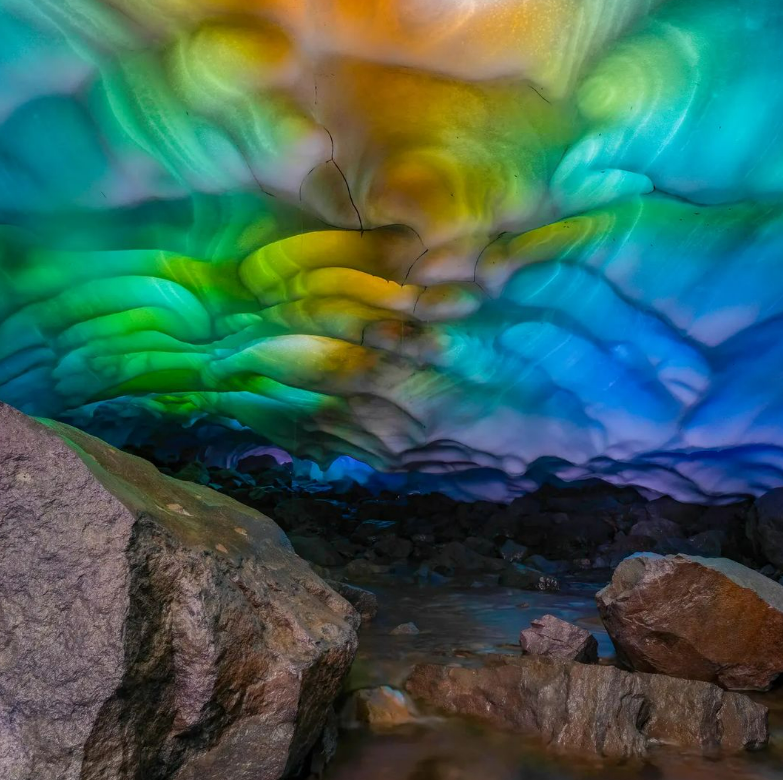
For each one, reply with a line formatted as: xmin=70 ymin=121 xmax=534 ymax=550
xmin=2 ymin=0 xmax=783 ymax=500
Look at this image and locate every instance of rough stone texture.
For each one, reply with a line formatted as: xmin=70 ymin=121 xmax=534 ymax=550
xmin=645 ymin=497 xmax=705 ymax=529
xmin=628 ymin=517 xmax=684 ymax=541
xmin=524 ymin=554 xmax=568 ymax=574
xmin=0 ymin=403 xmax=358 ymax=780
xmin=748 ymin=488 xmax=783 ymax=569
xmin=372 ymin=535 xmax=413 ymax=561
xmin=596 ymin=553 xmax=783 ymax=691
xmin=405 ymin=656 xmax=768 ymax=759
xmin=342 ymin=559 xmax=391 ymax=582
xmin=288 ymin=535 xmax=345 ymax=567
xmin=427 ymin=541 xmax=505 ymax=574
xmin=326 ymin=581 xmax=378 ymax=624
xmin=499 ymin=563 xmax=559 ymax=591
xmin=342 ymin=687 xmax=418 ymax=729
xmin=519 ymin=615 xmax=598 ymax=663
xmin=688 ymin=529 xmax=725 ymax=557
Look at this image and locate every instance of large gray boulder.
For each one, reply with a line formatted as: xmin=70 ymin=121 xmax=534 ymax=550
xmin=748 ymin=488 xmax=783 ymax=569
xmin=406 ymin=655 xmax=768 ymax=759
xmin=596 ymin=553 xmax=783 ymax=691
xmin=0 ymin=403 xmax=358 ymax=780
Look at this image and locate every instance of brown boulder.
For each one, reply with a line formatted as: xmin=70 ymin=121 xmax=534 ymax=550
xmin=405 ymin=655 xmax=767 ymax=759
xmin=519 ymin=615 xmax=598 ymax=663
xmin=0 ymin=403 xmax=358 ymax=780
xmin=342 ymin=687 xmax=418 ymax=729
xmin=596 ymin=553 xmax=783 ymax=691
xmin=327 ymin=581 xmax=378 ymax=623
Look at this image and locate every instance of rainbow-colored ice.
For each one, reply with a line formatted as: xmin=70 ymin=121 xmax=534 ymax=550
xmin=2 ymin=0 xmax=783 ymax=500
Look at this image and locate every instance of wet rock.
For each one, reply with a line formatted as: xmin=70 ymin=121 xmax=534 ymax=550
xmin=512 ymin=512 xmax=567 ymax=549
xmin=428 ymin=541 xmax=505 ymax=574
xmin=545 ymin=492 xmax=629 ymax=515
xmin=308 ymin=562 xmax=333 ymax=579
xmin=628 ymin=517 xmax=683 ymax=541
xmin=355 ymin=499 xmax=407 ymax=524
xmin=597 ymin=533 xmax=657 ymax=568
xmin=507 ymin=495 xmax=541 ymax=515
xmin=352 ymin=519 xmax=399 ymax=545
xmin=697 ymin=503 xmax=748 ymax=536
xmin=331 ymin=536 xmax=364 ymax=559
xmin=519 ymin=615 xmax=598 ymax=663
xmin=509 ymin=508 xmax=615 ymax=560
xmin=499 ymin=539 xmax=528 ymax=562
xmin=327 ymin=581 xmax=378 ymax=623
xmin=391 ymin=622 xmax=420 ymax=636
xmin=688 ymin=530 xmax=726 ymax=558
xmin=524 ymin=554 xmax=569 ymax=575
xmin=645 ymin=496 xmax=705 ymax=529
xmin=481 ymin=512 xmax=522 ymax=540
xmin=210 ymin=467 xmax=252 ymax=489
xmin=0 ymin=403 xmax=358 ymax=780
xmin=597 ymin=553 xmax=783 ymax=691
xmin=246 ymin=485 xmax=292 ymax=513
xmin=342 ymin=687 xmax=418 ymax=729
xmin=413 ymin=564 xmax=451 ymax=586
xmin=748 ymin=488 xmax=783 ymax=568
xmin=499 ymin=564 xmax=559 ymax=592
xmin=172 ymin=461 xmax=211 ymax=485
xmin=306 ymin=706 xmax=339 ymax=778
xmin=289 ymin=535 xmax=345 ymax=567
xmin=273 ymin=497 xmax=345 ymax=533
xmin=464 ymin=536 xmax=497 ymax=557
xmin=342 ymin=559 xmax=392 ymax=582
xmin=405 ymin=655 xmax=768 ymax=759
xmin=543 ymin=514 xmax=617 ymax=560
xmin=373 ymin=535 xmax=413 ymax=561
xmin=653 ymin=537 xmax=701 ymax=556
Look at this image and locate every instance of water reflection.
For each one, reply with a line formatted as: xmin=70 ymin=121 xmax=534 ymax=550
xmin=331 ymin=581 xmax=783 ymax=780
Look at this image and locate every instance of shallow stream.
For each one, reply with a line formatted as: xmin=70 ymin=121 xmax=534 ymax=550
xmin=326 ymin=581 xmax=783 ymax=780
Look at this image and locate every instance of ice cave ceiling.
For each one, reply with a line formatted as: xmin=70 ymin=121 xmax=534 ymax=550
xmin=1 ymin=0 xmax=783 ymax=501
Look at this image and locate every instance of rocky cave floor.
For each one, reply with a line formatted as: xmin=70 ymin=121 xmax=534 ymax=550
xmin=130 ymin=449 xmax=783 ymax=780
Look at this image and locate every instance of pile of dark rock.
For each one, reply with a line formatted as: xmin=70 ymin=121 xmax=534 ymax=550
xmin=140 ymin=453 xmax=783 ymax=591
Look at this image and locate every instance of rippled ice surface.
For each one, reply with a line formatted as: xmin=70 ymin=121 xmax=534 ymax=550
xmin=327 ymin=581 xmax=783 ymax=780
